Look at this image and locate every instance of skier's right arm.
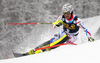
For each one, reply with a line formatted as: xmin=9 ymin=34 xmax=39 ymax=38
xmin=52 ymin=15 xmax=63 ymax=28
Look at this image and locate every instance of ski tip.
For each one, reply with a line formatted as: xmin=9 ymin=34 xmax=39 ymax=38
xmin=13 ymin=52 xmax=23 ymax=57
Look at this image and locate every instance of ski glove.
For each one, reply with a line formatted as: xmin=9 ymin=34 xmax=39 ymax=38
xmin=52 ymin=20 xmax=63 ymax=28
xmin=88 ymin=37 xmax=95 ymax=42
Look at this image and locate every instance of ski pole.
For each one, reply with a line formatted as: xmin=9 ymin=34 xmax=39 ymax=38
xmin=5 ymin=23 xmax=52 ymax=25
xmin=35 ymin=42 xmax=77 ymax=51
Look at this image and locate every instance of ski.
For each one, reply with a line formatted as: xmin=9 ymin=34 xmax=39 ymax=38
xmin=13 ymin=42 xmax=77 ymax=57
xmin=13 ymin=52 xmax=25 ymax=57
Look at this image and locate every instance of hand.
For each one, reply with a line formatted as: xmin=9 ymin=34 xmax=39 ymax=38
xmin=88 ymin=37 xmax=95 ymax=42
xmin=52 ymin=20 xmax=63 ymax=28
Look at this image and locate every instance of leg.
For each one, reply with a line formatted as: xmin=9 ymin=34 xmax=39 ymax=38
xmin=66 ymin=34 xmax=77 ymax=43
xmin=27 ymin=30 xmax=69 ymax=55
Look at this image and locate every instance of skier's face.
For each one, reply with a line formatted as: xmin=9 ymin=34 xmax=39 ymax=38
xmin=64 ymin=14 xmax=71 ymax=19
xmin=63 ymin=11 xmax=71 ymax=19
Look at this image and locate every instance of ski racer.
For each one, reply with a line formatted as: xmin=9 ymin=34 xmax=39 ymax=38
xmin=20 ymin=3 xmax=95 ymax=56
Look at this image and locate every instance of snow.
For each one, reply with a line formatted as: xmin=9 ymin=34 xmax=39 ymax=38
xmin=0 ymin=40 xmax=100 ymax=63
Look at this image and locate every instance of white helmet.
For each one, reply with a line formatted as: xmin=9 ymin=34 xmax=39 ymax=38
xmin=62 ymin=3 xmax=73 ymax=14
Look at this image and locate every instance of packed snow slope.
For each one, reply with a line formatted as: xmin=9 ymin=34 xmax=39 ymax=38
xmin=1 ymin=40 xmax=100 ymax=63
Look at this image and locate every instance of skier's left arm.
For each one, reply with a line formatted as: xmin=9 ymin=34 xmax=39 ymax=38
xmin=76 ymin=18 xmax=95 ymax=42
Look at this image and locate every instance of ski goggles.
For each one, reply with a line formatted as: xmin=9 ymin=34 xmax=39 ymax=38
xmin=63 ymin=11 xmax=71 ymax=15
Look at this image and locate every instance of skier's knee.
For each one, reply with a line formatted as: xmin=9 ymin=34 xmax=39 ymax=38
xmin=54 ymin=33 xmax=60 ymax=38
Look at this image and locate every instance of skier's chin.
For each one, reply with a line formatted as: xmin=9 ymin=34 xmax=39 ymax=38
xmin=65 ymin=16 xmax=71 ymax=19
xmin=65 ymin=14 xmax=71 ymax=19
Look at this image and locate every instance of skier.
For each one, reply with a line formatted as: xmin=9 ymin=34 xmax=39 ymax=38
xmin=14 ymin=3 xmax=95 ymax=57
